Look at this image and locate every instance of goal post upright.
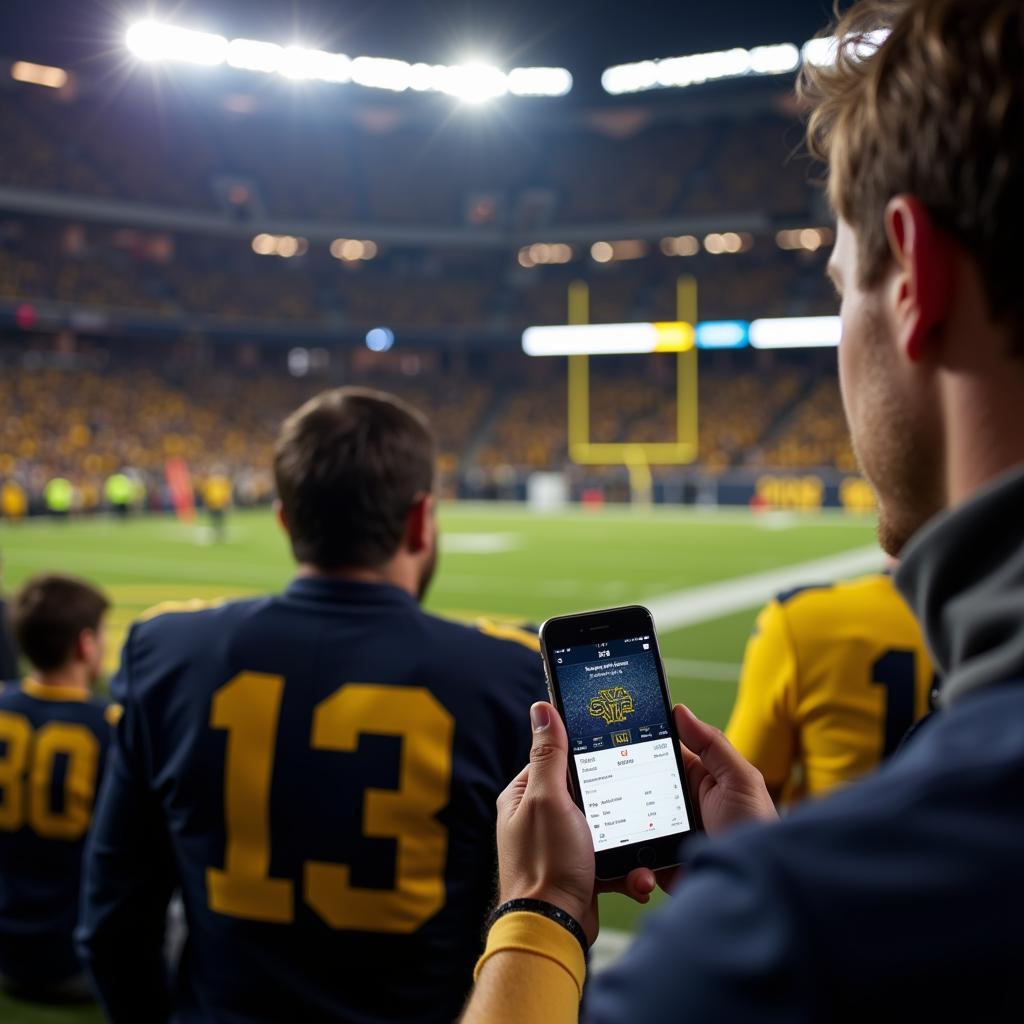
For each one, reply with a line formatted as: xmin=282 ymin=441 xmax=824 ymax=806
xmin=564 ymin=275 xmax=699 ymax=504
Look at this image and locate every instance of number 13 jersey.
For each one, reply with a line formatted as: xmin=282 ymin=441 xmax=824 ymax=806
xmin=77 ymin=578 xmax=547 ymax=1024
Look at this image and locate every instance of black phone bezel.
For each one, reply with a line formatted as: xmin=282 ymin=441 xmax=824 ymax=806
xmin=539 ymin=604 xmax=701 ymax=880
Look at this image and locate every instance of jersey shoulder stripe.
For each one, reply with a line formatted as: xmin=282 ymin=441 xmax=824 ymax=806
xmin=136 ymin=597 xmax=231 ymax=623
xmin=774 ymin=583 xmax=832 ymax=606
xmin=472 ymin=619 xmax=541 ymax=652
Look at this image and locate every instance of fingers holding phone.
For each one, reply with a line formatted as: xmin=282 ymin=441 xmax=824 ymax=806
xmin=495 ymin=701 xmax=600 ymax=943
xmin=672 ymin=704 xmax=778 ymax=834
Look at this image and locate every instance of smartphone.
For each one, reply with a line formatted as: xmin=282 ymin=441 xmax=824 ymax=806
xmin=539 ymin=605 xmax=700 ymax=880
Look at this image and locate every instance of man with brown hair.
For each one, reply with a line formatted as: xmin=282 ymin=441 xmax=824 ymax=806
xmin=78 ymin=388 xmax=546 ymax=1023
xmin=461 ymin=2 xmax=1024 ymax=1020
xmin=0 ymin=574 xmax=114 ymax=1001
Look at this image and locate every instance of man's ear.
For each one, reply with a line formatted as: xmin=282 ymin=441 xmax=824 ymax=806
xmin=404 ymin=493 xmax=435 ymax=554
xmin=274 ymin=499 xmax=288 ymax=535
xmin=884 ymin=195 xmax=955 ymax=363
xmin=76 ymin=628 xmax=97 ymax=666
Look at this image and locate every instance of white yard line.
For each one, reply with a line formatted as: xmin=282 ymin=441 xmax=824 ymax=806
xmin=591 ymin=927 xmax=636 ymax=974
xmin=647 ymin=544 xmax=883 ymax=632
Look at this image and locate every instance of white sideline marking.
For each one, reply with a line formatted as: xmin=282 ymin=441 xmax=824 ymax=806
xmin=663 ymin=657 xmax=742 ymax=682
xmin=648 ymin=545 xmax=883 ymax=632
xmin=591 ymin=927 xmax=635 ymax=974
xmin=441 ymin=532 xmax=521 ymax=554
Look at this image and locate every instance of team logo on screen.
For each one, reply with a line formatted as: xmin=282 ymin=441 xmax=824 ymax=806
xmin=589 ymin=687 xmax=636 ymax=725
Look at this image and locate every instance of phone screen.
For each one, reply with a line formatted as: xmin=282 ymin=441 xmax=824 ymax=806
xmin=550 ymin=633 xmax=694 ymax=852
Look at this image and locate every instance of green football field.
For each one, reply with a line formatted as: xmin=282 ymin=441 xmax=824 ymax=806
xmin=0 ymin=504 xmax=877 ymax=1022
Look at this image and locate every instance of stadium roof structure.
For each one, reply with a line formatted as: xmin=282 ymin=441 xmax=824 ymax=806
xmin=0 ymin=0 xmax=832 ymax=105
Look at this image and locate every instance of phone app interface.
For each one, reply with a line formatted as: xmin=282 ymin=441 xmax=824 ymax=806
xmin=552 ymin=636 xmax=692 ymax=851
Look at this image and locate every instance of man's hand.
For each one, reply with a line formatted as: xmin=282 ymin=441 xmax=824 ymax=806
xmin=496 ymin=702 xmax=601 ymax=943
xmin=494 ymin=701 xmax=778 ymax=943
xmin=674 ymin=704 xmax=778 ymax=833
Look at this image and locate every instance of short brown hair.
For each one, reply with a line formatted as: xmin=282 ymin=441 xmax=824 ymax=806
xmin=800 ymin=0 xmax=1024 ymax=348
xmin=10 ymin=574 xmax=109 ymax=672
xmin=273 ymin=387 xmax=435 ymax=570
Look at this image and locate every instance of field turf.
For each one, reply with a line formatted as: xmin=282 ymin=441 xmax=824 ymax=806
xmin=0 ymin=503 xmax=875 ymax=1022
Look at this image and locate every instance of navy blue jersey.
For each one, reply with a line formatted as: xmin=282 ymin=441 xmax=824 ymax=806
xmin=0 ymin=680 xmax=114 ymax=987
xmin=78 ymin=578 xmax=546 ymax=1024
xmin=0 ymin=598 xmax=18 ymax=682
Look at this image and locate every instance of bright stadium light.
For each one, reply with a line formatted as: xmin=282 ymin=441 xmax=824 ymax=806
xmin=227 ymin=38 xmax=283 ymax=73
xmin=749 ymin=316 xmax=842 ymax=349
xmin=601 ymin=31 xmax=888 ymax=93
xmin=695 ymin=321 xmax=750 ymax=349
xmin=749 ymin=43 xmax=800 ymax=74
xmin=280 ymin=46 xmax=352 ymax=82
xmin=440 ymin=62 xmax=508 ymax=103
xmin=126 ymin=20 xmax=570 ymax=97
xmin=126 ymin=21 xmax=228 ymax=65
xmin=351 ymin=56 xmax=412 ymax=91
xmin=523 ymin=322 xmax=695 ymax=357
xmin=800 ymin=37 xmax=839 ymax=67
xmin=366 ymin=327 xmax=395 ymax=352
xmin=508 ymin=67 xmax=573 ymax=97
xmin=10 ymin=61 xmax=69 ymax=89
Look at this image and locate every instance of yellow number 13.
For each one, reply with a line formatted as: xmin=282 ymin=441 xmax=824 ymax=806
xmin=207 ymin=673 xmax=454 ymax=933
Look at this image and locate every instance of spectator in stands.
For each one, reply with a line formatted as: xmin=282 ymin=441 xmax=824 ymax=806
xmin=460 ymin=1 xmax=1024 ymax=1020
xmin=727 ymin=569 xmax=933 ymax=804
xmin=77 ymin=387 xmax=547 ymax=1023
xmin=0 ymin=574 xmax=115 ymax=1002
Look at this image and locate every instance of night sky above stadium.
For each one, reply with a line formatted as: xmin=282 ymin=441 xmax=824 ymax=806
xmin=2 ymin=0 xmax=836 ymax=99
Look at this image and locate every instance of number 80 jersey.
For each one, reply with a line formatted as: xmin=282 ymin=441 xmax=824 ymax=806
xmin=77 ymin=578 xmax=547 ymax=1024
xmin=0 ymin=679 xmax=116 ymax=989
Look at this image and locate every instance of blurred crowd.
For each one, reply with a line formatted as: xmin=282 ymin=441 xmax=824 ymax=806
xmin=0 ymin=88 xmax=811 ymax=227
xmin=0 ymin=342 xmax=855 ymax=516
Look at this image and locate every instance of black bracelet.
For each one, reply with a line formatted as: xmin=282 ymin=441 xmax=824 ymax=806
xmin=487 ymin=898 xmax=589 ymax=954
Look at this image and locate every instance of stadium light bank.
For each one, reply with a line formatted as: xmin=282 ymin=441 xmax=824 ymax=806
xmin=125 ymin=21 xmax=572 ymax=101
xmin=601 ymin=31 xmax=890 ymax=94
xmin=523 ymin=317 xmax=841 ymax=356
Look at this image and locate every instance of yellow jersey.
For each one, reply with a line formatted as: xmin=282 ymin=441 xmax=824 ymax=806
xmin=202 ymin=476 xmax=232 ymax=511
xmin=726 ymin=573 xmax=934 ymax=803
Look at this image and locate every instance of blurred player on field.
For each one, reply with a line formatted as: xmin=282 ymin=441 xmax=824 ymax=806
xmin=78 ymin=387 xmax=547 ymax=1024
xmin=201 ymin=469 xmax=232 ymax=542
xmin=727 ymin=570 xmax=933 ymax=804
xmin=1 ymin=479 xmax=27 ymax=523
xmin=0 ymin=574 xmax=116 ymax=1001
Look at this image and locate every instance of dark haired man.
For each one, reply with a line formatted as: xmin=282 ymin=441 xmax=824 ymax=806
xmin=0 ymin=574 xmax=115 ymax=1000
xmin=78 ymin=388 xmax=546 ymax=1023
xmin=461 ymin=1 xmax=1024 ymax=1021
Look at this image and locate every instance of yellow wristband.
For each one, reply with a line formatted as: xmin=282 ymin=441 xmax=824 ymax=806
xmin=474 ymin=911 xmax=587 ymax=1001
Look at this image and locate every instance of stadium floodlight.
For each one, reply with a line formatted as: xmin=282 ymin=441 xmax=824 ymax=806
xmin=227 ymin=39 xmax=283 ymax=73
xmin=695 ymin=321 xmax=750 ymax=349
xmin=523 ymin=322 xmax=694 ymax=357
xmin=749 ymin=43 xmax=801 ymax=74
xmin=802 ymin=30 xmax=889 ymax=68
xmin=280 ymin=46 xmax=352 ymax=82
xmin=10 ymin=61 xmax=68 ymax=89
xmin=602 ymin=30 xmax=890 ymax=94
xmin=351 ymin=56 xmax=412 ymax=91
xmin=366 ymin=327 xmax=395 ymax=352
xmin=126 ymin=21 xmax=228 ymax=65
xmin=439 ymin=62 xmax=509 ymax=103
xmin=749 ymin=316 xmax=842 ymax=349
xmin=800 ymin=37 xmax=839 ymax=67
xmin=125 ymin=20 xmax=571 ymax=97
xmin=508 ymin=67 xmax=573 ymax=97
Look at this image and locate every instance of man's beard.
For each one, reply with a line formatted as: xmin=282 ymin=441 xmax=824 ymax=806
xmin=847 ymin=313 xmax=945 ymax=557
